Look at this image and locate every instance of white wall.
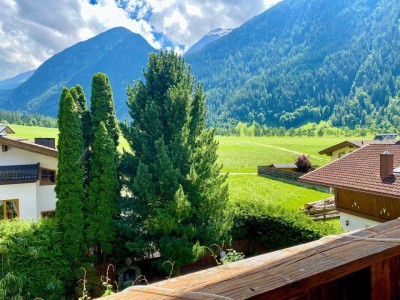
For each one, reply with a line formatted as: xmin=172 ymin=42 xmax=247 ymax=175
xmin=0 ymin=183 xmax=38 ymax=220
xmin=0 ymin=146 xmax=58 ymax=220
xmin=331 ymin=146 xmax=356 ymax=161
xmin=340 ymin=212 xmax=381 ymax=231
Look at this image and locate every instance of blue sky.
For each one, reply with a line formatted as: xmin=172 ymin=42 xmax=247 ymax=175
xmin=0 ymin=0 xmax=281 ymax=80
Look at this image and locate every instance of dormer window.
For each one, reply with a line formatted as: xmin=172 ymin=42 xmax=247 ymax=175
xmin=40 ymin=168 xmax=56 ymax=185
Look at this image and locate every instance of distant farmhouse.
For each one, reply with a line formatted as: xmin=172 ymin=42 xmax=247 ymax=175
xmin=301 ymin=142 xmax=400 ymax=231
xmin=319 ymin=133 xmax=398 ymax=161
xmin=0 ymin=126 xmax=57 ymax=220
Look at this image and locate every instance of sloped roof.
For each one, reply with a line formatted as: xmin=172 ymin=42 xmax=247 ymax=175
xmin=0 ymin=125 xmax=15 ymax=135
xmin=0 ymin=136 xmax=58 ymax=158
xmin=318 ymin=140 xmax=399 ymax=156
xmin=268 ymin=163 xmax=297 ymax=169
xmin=300 ymin=144 xmax=400 ymax=198
xmin=0 ymin=163 xmax=39 ymax=183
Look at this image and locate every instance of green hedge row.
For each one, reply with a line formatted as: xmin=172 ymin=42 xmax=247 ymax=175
xmin=232 ymin=202 xmax=341 ymax=253
xmin=0 ymin=219 xmax=69 ymax=300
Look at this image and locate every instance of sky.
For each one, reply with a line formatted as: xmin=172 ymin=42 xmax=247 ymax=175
xmin=0 ymin=0 xmax=281 ymax=81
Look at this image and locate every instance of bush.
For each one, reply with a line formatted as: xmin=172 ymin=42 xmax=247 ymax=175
xmin=0 ymin=219 xmax=69 ymax=299
xmin=231 ymin=202 xmax=341 ymax=253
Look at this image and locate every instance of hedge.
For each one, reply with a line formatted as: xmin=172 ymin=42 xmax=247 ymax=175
xmin=231 ymin=201 xmax=342 ymax=252
xmin=0 ymin=219 xmax=69 ymax=299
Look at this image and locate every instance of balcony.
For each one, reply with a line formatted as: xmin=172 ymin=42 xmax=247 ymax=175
xmin=0 ymin=163 xmax=39 ymax=184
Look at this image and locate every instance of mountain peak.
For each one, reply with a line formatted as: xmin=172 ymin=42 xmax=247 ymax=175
xmin=185 ymin=28 xmax=233 ymax=56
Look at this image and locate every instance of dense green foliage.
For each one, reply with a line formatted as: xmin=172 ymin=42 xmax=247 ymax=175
xmin=55 ymin=88 xmax=85 ymax=268
xmin=70 ymin=85 xmax=92 ymax=149
xmin=0 ymin=219 xmax=69 ymax=299
xmin=3 ymin=27 xmax=155 ymax=118
xmin=86 ymin=122 xmax=118 ymax=254
xmin=90 ymin=73 xmax=119 ymax=147
xmin=120 ymin=51 xmax=231 ymax=270
xmin=186 ymin=0 xmax=400 ymax=129
xmin=0 ymin=109 xmax=57 ymax=127
xmin=232 ymin=202 xmax=340 ymax=252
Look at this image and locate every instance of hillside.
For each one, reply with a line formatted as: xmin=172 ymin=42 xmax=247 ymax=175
xmin=0 ymin=70 xmax=35 ymax=90
xmin=2 ymin=27 xmax=156 ymax=118
xmin=186 ymin=0 xmax=400 ymax=128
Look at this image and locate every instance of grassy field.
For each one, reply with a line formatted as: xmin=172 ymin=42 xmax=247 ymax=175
xmin=1 ymin=124 xmax=59 ymax=142
xmin=227 ymin=174 xmax=329 ymax=210
xmin=216 ymin=136 xmax=373 ymax=173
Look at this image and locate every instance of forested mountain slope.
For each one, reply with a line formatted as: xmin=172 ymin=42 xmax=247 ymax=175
xmin=186 ymin=0 xmax=400 ymax=128
xmin=3 ymin=27 xmax=156 ymax=118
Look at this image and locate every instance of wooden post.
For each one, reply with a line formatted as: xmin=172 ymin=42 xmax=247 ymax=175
xmin=371 ymin=259 xmax=391 ymax=300
xmin=390 ymin=256 xmax=400 ymax=298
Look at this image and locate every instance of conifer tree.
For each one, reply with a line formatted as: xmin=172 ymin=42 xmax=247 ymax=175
xmin=55 ymin=87 xmax=85 ymax=266
xmin=120 ymin=51 xmax=231 ymax=271
xmin=70 ymin=85 xmax=92 ymax=148
xmin=86 ymin=122 xmax=118 ymax=255
xmin=90 ymin=73 xmax=119 ymax=147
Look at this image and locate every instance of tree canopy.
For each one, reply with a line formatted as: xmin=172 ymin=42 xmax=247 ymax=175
xmin=120 ymin=50 xmax=231 ymax=270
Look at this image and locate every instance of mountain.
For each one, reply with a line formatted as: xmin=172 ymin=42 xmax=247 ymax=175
xmin=0 ymin=70 xmax=35 ymax=90
xmin=186 ymin=0 xmax=400 ymax=128
xmin=2 ymin=27 xmax=156 ymax=118
xmin=185 ymin=28 xmax=233 ymax=56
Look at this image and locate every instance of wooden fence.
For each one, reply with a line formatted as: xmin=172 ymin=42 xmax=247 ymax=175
xmin=258 ymin=166 xmax=330 ymax=193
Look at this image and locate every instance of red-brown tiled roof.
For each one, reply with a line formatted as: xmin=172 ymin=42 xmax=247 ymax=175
xmin=300 ymin=144 xmax=400 ymax=198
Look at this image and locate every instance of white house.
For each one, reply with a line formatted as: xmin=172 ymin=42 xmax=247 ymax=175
xmin=0 ymin=126 xmax=58 ymax=221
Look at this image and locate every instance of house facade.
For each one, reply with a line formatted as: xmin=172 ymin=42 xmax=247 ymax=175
xmin=0 ymin=128 xmax=58 ymax=221
xmin=300 ymin=143 xmax=400 ymax=231
xmin=319 ymin=135 xmax=398 ymax=161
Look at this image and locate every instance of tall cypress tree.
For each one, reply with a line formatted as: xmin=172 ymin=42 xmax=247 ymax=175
xmin=120 ymin=51 xmax=231 ymax=271
xmin=86 ymin=121 xmax=118 ymax=255
xmin=55 ymin=87 xmax=85 ymax=267
xmin=90 ymin=73 xmax=119 ymax=147
xmin=70 ymin=85 xmax=92 ymax=149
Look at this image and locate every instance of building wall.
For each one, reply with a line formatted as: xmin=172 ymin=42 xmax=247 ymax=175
xmin=0 ymin=147 xmax=58 ymax=220
xmin=336 ymin=188 xmax=400 ymax=222
xmin=0 ymin=183 xmax=37 ymax=220
xmin=340 ymin=212 xmax=381 ymax=231
xmin=331 ymin=146 xmax=357 ymax=161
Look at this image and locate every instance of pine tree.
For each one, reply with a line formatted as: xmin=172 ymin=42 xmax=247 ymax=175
xmin=120 ymin=51 xmax=231 ymax=271
xmin=55 ymin=87 xmax=85 ymax=266
xmin=86 ymin=122 xmax=118 ymax=255
xmin=90 ymin=73 xmax=119 ymax=147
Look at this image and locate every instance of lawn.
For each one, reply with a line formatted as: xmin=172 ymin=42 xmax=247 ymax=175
xmin=2 ymin=124 xmax=59 ymax=142
xmin=227 ymin=174 xmax=330 ymax=210
xmin=216 ymin=135 xmax=373 ymax=172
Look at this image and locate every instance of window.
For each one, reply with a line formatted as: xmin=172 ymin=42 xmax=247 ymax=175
xmin=40 ymin=168 xmax=56 ymax=185
xmin=41 ymin=210 xmax=55 ymax=219
xmin=0 ymin=199 xmax=19 ymax=220
xmin=338 ymin=151 xmax=346 ymax=158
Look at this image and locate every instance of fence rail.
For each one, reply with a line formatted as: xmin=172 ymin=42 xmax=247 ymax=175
xmin=257 ymin=166 xmax=330 ymax=193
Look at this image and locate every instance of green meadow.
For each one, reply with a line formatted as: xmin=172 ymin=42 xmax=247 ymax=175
xmin=2 ymin=124 xmax=59 ymax=142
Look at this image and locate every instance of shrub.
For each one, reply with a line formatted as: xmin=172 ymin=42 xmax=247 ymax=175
xmin=295 ymin=154 xmax=313 ymax=173
xmin=231 ymin=201 xmax=341 ymax=253
xmin=0 ymin=219 xmax=69 ymax=299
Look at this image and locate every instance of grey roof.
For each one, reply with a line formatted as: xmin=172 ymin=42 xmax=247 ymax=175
xmin=0 ymin=163 xmax=39 ymax=183
xmin=268 ymin=164 xmax=298 ymax=169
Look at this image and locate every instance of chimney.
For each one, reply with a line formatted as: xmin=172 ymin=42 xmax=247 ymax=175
xmin=380 ymin=150 xmax=394 ymax=177
xmin=35 ymin=138 xmax=56 ymax=149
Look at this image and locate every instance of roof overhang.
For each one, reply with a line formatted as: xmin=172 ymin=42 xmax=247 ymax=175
xmin=0 ymin=137 xmax=58 ymax=158
xmin=318 ymin=141 xmax=360 ymax=156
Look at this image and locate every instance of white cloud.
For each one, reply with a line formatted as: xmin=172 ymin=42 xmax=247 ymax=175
xmin=0 ymin=0 xmax=282 ymax=80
